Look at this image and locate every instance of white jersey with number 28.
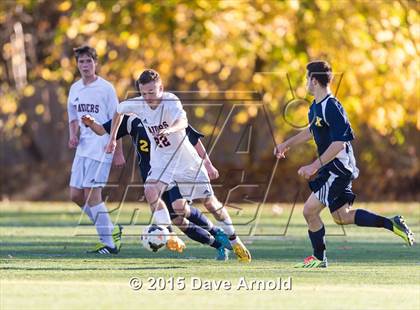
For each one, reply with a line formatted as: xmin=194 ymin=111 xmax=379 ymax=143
xmin=117 ymin=92 xmax=202 ymax=174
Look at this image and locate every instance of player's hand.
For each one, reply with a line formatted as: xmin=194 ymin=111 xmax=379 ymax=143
xmin=274 ymin=143 xmax=290 ymax=159
xmin=68 ymin=135 xmax=79 ymax=149
xmin=105 ymin=139 xmax=117 ymax=154
xmin=157 ymin=127 xmax=172 ymax=137
xmin=112 ymin=152 xmax=126 ymax=168
xmin=297 ymin=163 xmax=318 ymax=180
xmin=205 ymin=162 xmax=219 ymax=180
xmin=81 ymin=114 xmax=95 ymax=127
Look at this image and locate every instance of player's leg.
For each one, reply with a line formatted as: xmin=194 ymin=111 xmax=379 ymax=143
xmin=295 ymin=167 xmax=342 ymax=268
xmin=202 ymin=195 xmax=251 ymax=262
xmin=175 ymin=168 xmax=233 ymax=239
xmin=83 ymin=159 xmax=121 ymax=254
xmin=165 ymin=186 xmax=226 ymax=237
xmin=69 ymin=187 xmax=84 ymax=206
xmin=202 ymin=196 xmax=234 ymax=240
xmin=186 ymin=205 xmax=231 ymax=252
xmin=167 ymin=191 xmax=227 ymax=259
xmin=187 ymin=205 xmax=221 ymax=235
xmin=70 ymin=186 xmax=95 ymax=222
xmin=164 ymin=187 xmax=230 ymax=260
xmin=69 ymin=156 xmax=94 ymax=222
xmin=331 ymin=200 xmax=415 ymax=246
xmin=294 ymin=192 xmax=328 ymax=268
xmin=326 ymin=170 xmax=414 ymax=245
xmin=144 ymin=179 xmax=172 ymax=226
xmin=145 ymin=179 xmax=186 ymax=252
xmin=144 ymin=179 xmax=168 ymax=219
xmin=84 ymin=187 xmax=118 ymax=253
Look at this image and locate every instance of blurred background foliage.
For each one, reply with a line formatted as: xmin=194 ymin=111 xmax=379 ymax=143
xmin=0 ymin=0 xmax=419 ymax=202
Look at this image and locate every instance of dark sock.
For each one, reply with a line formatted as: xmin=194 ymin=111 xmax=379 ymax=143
xmin=166 ymin=225 xmax=173 ymax=233
xmin=209 ymin=239 xmax=222 ymax=249
xmin=185 ymin=222 xmax=214 ymax=245
xmin=208 ymin=226 xmax=218 ymax=236
xmin=187 ymin=207 xmax=218 ymax=235
xmin=354 ymin=209 xmax=393 ymax=231
xmin=308 ymin=226 xmax=326 ymax=261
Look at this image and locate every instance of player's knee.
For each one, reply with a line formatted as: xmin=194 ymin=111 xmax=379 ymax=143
xmin=332 ymin=209 xmax=352 ymax=225
xmin=303 ymin=204 xmax=317 ymax=221
xmin=70 ymin=191 xmax=84 ymax=206
xmin=84 ymin=188 xmax=102 ymax=206
xmin=144 ymin=184 xmax=159 ymax=203
xmin=172 ymin=200 xmax=186 ymax=216
xmin=171 ymin=215 xmax=183 ymax=226
xmin=332 ymin=215 xmax=345 ymax=225
xmin=203 ymin=197 xmax=222 ymax=214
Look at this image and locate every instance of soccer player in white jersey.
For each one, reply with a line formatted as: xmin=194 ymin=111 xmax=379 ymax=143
xmin=67 ymin=45 xmax=125 ymax=254
xmin=105 ymin=69 xmax=251 ymax=262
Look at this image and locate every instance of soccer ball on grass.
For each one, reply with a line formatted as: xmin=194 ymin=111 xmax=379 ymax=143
xmin=141 ymin=224 xmax=169 ymax=252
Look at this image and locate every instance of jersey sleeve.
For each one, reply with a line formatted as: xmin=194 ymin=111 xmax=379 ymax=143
xmin=186 ymin=125 xmax=204 ymax=146
xmin=67 ymin=89 xmax=78 ymax=123
xmin=117 ymin=101 xmax=142 ymax=116
xmin=102 ymin=115 xmax=130 ymax=139
xmin=166 ymin=95 xmax=187 ymax=125
xmin=325 ymin=99 xmax=354 ymax=142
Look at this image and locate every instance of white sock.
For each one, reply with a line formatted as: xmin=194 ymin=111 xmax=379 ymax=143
xmin=89 ymin=202 xmax=115 ymax=248
xmin=81 ymin=204 xmax=94 ymax=223
xmin=217 ymin=217 xmax=235 ymax=237
xmin=152 ymin=208 xmax=171 ymax=226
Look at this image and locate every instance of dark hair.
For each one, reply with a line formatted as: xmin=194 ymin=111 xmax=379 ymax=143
xmin=306 ymin=61 xmax=332 ymax=87
xmin=73 ymin=45 xmax=98 ymax=61
xmin=135 ymin=69 xmax=161 ymax=91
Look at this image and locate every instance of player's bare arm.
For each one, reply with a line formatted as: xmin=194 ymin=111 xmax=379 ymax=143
xmin=297 ymin=141 xmax=346 ymax=179
xmin=81 ymin=114 xmax=125 ymax=167
xmin=157 ymin=116 xmax=187 ymax=137
xmin=68 ymin=119 xmax=79 ymax=149
xmin=112 ymin=139 xmax=126 ymax=168
xmin=274 ymin=127 xmax=312 ymax=159
xmin=81 ymin=115 xmax=107 ymax=135
xmin=105 ymin=112 xmax=123 ymax=153
xmin=194 ymin=139 xmax=219 ymax=180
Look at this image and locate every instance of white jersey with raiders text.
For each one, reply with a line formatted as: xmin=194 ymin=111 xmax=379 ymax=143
xmin=117 ymin=92 xmax=203 ymax=175
xmin=67 ymin=77 xmax=118 ymax=163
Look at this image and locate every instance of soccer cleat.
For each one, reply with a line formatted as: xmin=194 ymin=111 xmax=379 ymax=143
xmin=166 ymin=234 xmax=186 ymax=253
xmin=232 ymin=238 xmax=252 ymax=263
xmin=214 ymin=228 xmax=233 ymax=250
xmin=112 ymin=224 xmax=123 ymax=251
xmin=87 ymin=242 xmax=119 ymax=255
xmin=215 ymin=247 xmax=229 ymax=261
xmin=294 ymin=255 xmax=328 ymax=268
xmin=390 ymin=215 xmax=415 ymax=246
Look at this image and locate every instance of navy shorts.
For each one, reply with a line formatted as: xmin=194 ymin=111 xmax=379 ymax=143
xmin=161 ymin=186 xmax=183 ymax=220
xmin=308 ymin=159 xmax=356 ymax=213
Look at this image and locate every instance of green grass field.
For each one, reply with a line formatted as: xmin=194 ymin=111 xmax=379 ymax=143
xmin=1 ymin=201 xmax=419 ymax=310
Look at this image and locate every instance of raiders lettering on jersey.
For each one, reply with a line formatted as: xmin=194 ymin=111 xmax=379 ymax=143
xmin=77 ymin=103 xmax=100 ymax=113
xmin=146 ymin=121 xmax=169 ymax=135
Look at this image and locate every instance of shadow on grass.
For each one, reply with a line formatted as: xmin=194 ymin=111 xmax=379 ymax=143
xmin=1 ymin=239 xmax=418 ymax=264
xmin=1 ymin=266 xmax=186 ymax=271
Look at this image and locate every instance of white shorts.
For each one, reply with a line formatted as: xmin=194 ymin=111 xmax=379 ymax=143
xmin=147 ymin=166 xmax=214 ymax=201
xmin=69 ymin=156 xmax=112 ymax=189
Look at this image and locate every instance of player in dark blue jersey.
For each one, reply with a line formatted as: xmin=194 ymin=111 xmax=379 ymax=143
xmin=82 ymin=114 xmax=231 ymax=260
xmin=275 ymin=61 xmax=415 ymax=268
